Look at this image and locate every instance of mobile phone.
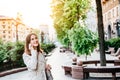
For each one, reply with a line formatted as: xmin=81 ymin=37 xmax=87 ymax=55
xmin=29 ymin=44 xmax=32 ymax=50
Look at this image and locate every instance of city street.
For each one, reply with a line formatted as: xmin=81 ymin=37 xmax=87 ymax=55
xmin=0 ymin=47 xmax=80 ymax=80
xmin=0 ymin=0 xmax=120 ymax=80
xmin=0 ymin=47 xmax=118 ymax=80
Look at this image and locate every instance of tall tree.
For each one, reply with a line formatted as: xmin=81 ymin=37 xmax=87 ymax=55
xmin=51 ymin=0 xmax=98 ymax=56
xmin=96 ymin=0 xmax=106 ymax=66
xmin=51 ymin=0 xmax=66 ymax=45
xmin=51 ymin=0 xmax=90 ymax=46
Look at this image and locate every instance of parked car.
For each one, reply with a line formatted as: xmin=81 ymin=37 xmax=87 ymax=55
xmin=59 ymin=47 xmax=66 ymax=53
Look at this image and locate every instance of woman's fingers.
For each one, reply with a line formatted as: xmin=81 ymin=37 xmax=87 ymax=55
xmin=46 ymin=64 xmax=52 ymax=70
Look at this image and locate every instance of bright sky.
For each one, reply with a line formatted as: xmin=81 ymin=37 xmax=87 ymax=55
xmin=0 ymin=0 xmax=52 ymax=28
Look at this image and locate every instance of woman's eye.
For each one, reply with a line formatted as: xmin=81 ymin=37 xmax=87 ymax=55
xmin=35 ymin=37 xmax=38 ymax=39
xmin=31 ymin=38 xmax=34 ymax=40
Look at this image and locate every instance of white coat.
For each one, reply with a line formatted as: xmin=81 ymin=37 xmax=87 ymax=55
xmin=23 ymin=50 xmax=46 ymax=80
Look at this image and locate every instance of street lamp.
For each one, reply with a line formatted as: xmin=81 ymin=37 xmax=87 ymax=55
xmin=15 ymin=12 xmax=22 ymax=42
xmin=15 ymin=20 xmax=21 ymax=41
xmin=16 ymin=23 xmax=18 ymax=41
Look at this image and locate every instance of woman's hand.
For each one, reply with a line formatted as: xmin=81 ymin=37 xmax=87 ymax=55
xmin=29 ymin=44 xmax=34 ymax=50
xmin=46 ymin=64 xmax=52 ymax=70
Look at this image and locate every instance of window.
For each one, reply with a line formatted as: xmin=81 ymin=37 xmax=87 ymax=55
xmin=116 ymin=7 xmax=119 ymax=16
xmin=2 ymin=25 xmax=5 ymax=28
xmin=108 ymin=11 xmax=111 ymax=20
xmin=8 ymin=22 xmax=10 ymax=24
xmin=8 ymin=26 xmax=10 ymax=29
xmin=112 ymin=9 xmax=114 ymax=17
xmin=3 ymin=31 xmax=5 ymax=33
xmin=8 ymin=36 xmax=11 ymax=38
xmin=3 ymin=35 xmax=6 ymax=38
xmin=2 ymin=22 xmax=5 ymax=24
xmin=105 ymin=14 xmax=107 ymax=21
xmin=8 ymin=31 xmax=11 ymax=34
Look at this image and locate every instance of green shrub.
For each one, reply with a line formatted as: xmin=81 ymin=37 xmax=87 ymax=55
xmin=105 ymin=38 xmax=120 ymax=52
xmin=10 ymin=41 xmax=25 ymax=67
xmin=0 ymin=42 xmax=13 ymax=64
xmin=0 ymin=41 xmax=56 ymax=70
xmin=41 ymin=43 xmax=56 ymax=54
xmin=0 ymin=41 xmax=4 ymax=63
xmin=104 ymin=40 xmax=110 ymax=50
xmin=0 ymin=41 xmax=25 ymax=71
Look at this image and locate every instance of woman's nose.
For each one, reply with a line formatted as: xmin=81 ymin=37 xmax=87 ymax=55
xmin=35 ymin=39 xmax=38 ymax=41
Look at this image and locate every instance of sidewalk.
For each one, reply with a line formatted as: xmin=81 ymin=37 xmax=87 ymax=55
xmin=0 ymin=47 xmax=119 ymax=80
xmin=0 ymin=67 xmax=27 ymax=77
xmin=46 ymin=47 xmax=80 ymax=80
xmin=47 ymin=47 xmax=119 ymax=80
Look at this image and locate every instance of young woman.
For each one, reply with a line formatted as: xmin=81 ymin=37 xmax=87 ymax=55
xmin=23 ymin=33 xmax=51 ymax=80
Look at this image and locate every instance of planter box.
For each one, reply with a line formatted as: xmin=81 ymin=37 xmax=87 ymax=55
xmin=72 ymin=65 xmax=83 ymax=79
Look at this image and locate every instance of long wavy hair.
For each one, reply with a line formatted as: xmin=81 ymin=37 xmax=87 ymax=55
xmin=24 ymin=33 xmax=42 ymax=55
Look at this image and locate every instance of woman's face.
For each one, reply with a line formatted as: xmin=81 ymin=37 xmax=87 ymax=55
xmin=30 ymin=34 xmax=39 ymax=47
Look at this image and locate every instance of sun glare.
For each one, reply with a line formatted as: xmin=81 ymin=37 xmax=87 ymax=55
xmin=0 ymin=0 xmax=52 ymax=28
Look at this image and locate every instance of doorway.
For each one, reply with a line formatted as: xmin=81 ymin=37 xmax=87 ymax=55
xmin=108 ymin=25 xmax=111 ymax=39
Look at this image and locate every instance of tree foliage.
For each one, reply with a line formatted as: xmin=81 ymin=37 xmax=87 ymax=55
xmin=51 ymin=0 xmax=98 ymax=56
xmin=51 ymin=0 xmax=90 ymax=45
xmin=69 ymin=22 xmax=98 ymax=55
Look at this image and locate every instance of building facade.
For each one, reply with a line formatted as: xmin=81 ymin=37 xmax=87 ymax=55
xmin=102 ymin=0 xmax=120 ymax=40
xmin=85 ymin=0 xmax=97 ymax=33
xmin=0 ymin=15 xmax=33 ymax=42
